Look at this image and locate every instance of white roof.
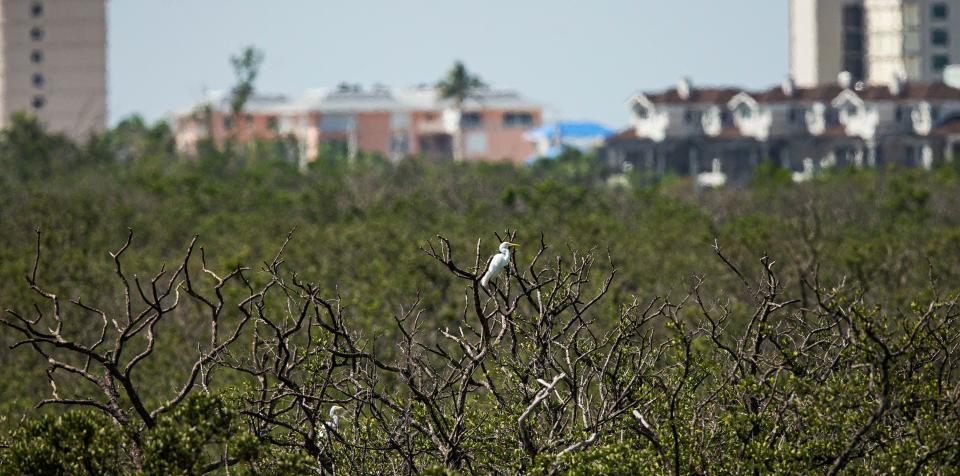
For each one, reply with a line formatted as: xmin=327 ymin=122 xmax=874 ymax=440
xmin=179 ymin=85 xmax=539 ymax=117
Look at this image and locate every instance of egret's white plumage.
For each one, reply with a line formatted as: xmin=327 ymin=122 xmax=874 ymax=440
xmin=480 ymin=242 xmax=519 ymax=288
xmin=318 ymin=405 xmax=346 ymax=438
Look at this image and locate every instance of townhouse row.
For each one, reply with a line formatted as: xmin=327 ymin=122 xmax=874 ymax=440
xmin=603 ymin=74 xmax=960 ymax=183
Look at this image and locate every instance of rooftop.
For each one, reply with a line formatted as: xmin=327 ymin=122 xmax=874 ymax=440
xmin=183 ymin=85 xmax=540 ymax=116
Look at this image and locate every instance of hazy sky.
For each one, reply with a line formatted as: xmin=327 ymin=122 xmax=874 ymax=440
xmin=109 ymin=1 xmax=788 ymax=128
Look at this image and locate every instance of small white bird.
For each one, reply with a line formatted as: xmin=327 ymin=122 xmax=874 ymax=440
xmin=480 ymin=242 xmax=519 ymax=288
xmin=318 ymin=405 xmax=346 ymax=438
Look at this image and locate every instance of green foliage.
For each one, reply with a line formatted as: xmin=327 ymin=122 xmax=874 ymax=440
xmin=435 ymin=60 xmax=486 ymax=106
xmin=0 ymin=112 xmax=78 ymax=180
xmin=0 ymin=395 xmax=266 ymax=475
xmin=750 ymin=157 xmax=793 ymax=189
xmin=142 ymin=394 xmax=252 ymax=475
xmin=229 ymin=46 xmax=265 ymax=118
xmin=0 ymin=411 xmax=124 ymax=475
xmin=3 ymin=117 xmax=960 ymax=473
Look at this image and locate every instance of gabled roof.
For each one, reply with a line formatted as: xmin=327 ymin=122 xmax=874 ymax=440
xmin=752 ymin=84 xmax=844 ymax=103
xmin=643 ymin=87 xmax=741 ymax=105
xmin=702 ymin=82 xmax=960 ymax=105
xmin=183 ymin=86 xmax=541 ymax=116
xmin=606 ymin=127 xmax=638 ymax=143
xmin=856 ymin=82 xmax=960 ymax=101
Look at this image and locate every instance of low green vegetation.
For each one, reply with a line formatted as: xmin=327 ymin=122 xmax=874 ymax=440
xmin=1 ymin=114 xmax=959 ymax=474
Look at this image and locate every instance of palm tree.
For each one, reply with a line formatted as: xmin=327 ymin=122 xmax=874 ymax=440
xmin=436 ymin=61 xmax=486 ymax=161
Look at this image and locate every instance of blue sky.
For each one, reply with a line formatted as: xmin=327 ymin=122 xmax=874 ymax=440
xmin=108 ymin=1 xmax=787 ymax=128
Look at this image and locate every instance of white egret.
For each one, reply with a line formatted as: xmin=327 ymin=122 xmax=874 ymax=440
xmin=480 ymin=242 xmax=519 ymax=288
xmin=317 ymin=405 xmax=346 ymax=439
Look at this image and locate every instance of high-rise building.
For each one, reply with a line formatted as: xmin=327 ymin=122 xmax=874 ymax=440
xmin=790 ymin=0 xmax=960 ymax=87
xmin=0 ymin=0 xmax=107 ymax=140
xmin=790 ymin=0 xmax=865 ymax=87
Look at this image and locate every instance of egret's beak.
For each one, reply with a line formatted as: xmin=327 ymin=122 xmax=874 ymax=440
xmin=508 ymin=243 xmax=520 ymax=248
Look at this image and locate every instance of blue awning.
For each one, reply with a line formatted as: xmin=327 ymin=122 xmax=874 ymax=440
xmin=524 ymin=121 xmax=616 ymax=141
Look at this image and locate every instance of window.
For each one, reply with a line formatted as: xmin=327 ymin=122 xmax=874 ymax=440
xmin=390 ymin=113 xmax=410 ymax=129
xmin=844 ymin=32 xmax=864 ymax=51
xmin=267 ymin=116 xmax=279 ymax=132
xmin=683 ymin=110 xmax=693 ymax=123
xmin=461 ymin=112 xmax=482 ymax=128
xmin=390 ymin=134 xmax=409 ymax=155
xmin=735 ymin=103 xmax=752 ymax=119
xmin=30 ymin=2 xmax=43 ymax=17
xmin=905 ymin=32 xmax=922 ymax=52
xmin=933 ymin=3 xmax=949 ymax=20
xmin=632 ymin=103 xmax=649 ymax=119
xmin=933 ymin=29 xmax=949 ymax=46
xmin=933 ymin=54 xmax=951 ymax=71
xmin=222 ymin=116 xmax=232 ymax=130
xmin=906 ymin=55 xmax=923 ymax=77
xmin=503 ymin=112 xmax=534 ymax=128
xmin=30 ymin=50 xmax=43 ymax=64
xmin=32 ymin=73 xmax=44 ymax=88
xmin=319 ymin=114 xmax=352 ymax=132
xmin=30 ymin=27 xmax=43 ymax=41
xmin=31 ymin=95 xmax=45 ymax=109
xmin=842 ymin=5 xmax=866 ymax=81
xmin=905 ymin=4 xmax=921 ymax=26
xmin=789 ymin=108 xmax=804 ymax=123
xmin=465 ymin=131 xmax=487 ymax=155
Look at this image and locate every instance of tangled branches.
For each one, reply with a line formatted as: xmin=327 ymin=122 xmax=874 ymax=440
xmin=3 ymin=230 xmax=960 ymax=474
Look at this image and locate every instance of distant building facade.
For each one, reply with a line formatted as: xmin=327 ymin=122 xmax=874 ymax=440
xmin=0 ymin=0 xmax=107 ymax=140
xmin=604 ymin=76 xmax=960 ymax=184
xmin=174 ymin=85 xmax=542 ymax=163
xmin=791 ymin=0 xmax=960 ymax=87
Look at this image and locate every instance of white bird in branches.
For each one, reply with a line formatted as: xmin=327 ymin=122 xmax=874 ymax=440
xmin=480 ymin=242 xmax=519 ymax=288
xmin=317 ymin=405 xmax=346 ymax=439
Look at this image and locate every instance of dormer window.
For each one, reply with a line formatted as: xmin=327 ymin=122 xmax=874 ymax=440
xmin=632 ymin=103 xmax=649 ymax=119
xmin=734 ymin=103 xmax=752 ymax=119
xmin=845 ymin=104 xmax=859 ymax=117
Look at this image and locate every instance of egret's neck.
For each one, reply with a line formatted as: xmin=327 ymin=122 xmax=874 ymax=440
xmin=331 ymin=415 xmax=340 ymax=428
xmin=502 ymin=248 xmax=511 ymax=261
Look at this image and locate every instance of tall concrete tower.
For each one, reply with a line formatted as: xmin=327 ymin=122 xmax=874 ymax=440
xmin=789 ymin=0 xmax=867 ymax=88
xmin=863 ymin=0 xmax=960 ymax=85
xmin=790 ymin=0 xmax=960 ymax=87
xmin=0 ymin=0 xmax=107 ymax=140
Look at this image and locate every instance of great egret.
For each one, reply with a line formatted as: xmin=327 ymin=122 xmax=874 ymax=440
xmin=480 ymin=242 xmax=519 ymax=288
xmin=318 ymin=405 xmax=346 ymax=439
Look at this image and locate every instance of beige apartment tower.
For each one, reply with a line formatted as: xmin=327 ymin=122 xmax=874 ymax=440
xmin=791 ymin=0 xmax=960 ymax=87
xmin=790 ymin=0 xmax=866 ymax=87
xmin=0 ymin=0 xmax=107 ymax=140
